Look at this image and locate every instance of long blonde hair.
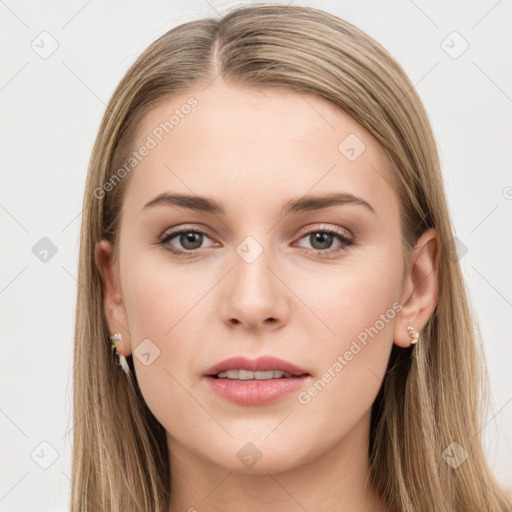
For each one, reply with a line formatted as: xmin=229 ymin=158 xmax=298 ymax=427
xmin=71 ymin=4 xmax=512 ymax=510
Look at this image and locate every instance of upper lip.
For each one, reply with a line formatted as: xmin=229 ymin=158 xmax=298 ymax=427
xmin=204 ymin=356 xmax=309 ymax=377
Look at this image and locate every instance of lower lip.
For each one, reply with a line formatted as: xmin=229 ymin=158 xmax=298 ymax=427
xmin=203 ymin=375 xmax=309 ymax=406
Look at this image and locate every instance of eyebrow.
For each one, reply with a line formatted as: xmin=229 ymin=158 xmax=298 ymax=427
xmin=142 ymin=192 xmax=375 ymax=216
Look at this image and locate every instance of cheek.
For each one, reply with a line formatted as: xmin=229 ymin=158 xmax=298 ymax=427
xmin=121 ymin=247 xmax=208 ymax=342
xmin=120 ymin=250 xmax=218 ymax=428
xmin=292 ymin=288 xmax=396 ymax=452
xmin=297 ymin=247 xmax=402 ymax=346
xmin=294 ymin=252 xmax=401 ymax=407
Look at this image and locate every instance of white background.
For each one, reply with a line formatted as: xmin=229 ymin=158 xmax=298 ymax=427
xmin=1 ymin=0 xmax=511 ymax=510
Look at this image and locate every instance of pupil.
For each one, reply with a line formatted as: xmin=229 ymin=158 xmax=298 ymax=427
xmin=181 ymin=232 xmax=202 ymax=250
xmin=311 ymin=232 xmax=332 ymax=250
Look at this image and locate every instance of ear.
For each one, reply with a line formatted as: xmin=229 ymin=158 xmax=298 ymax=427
xmin=94 ymin=239 xmax=132 ymax=357
xmin=394 ymin=228 xmax=440 ymax=348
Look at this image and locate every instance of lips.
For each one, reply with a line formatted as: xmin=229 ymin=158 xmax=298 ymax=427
xmin=203 ymin=355 xmax=309 ymax=378
xmin=202 ymin=355 xmax=311 ymax=406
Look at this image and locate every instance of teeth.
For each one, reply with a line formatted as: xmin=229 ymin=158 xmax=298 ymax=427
xmin=217 ymin=369 xmax=294 ymax=380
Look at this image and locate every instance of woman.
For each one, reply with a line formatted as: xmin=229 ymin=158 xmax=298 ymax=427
xmin=71 ymin=4 xmax=512 ymax=511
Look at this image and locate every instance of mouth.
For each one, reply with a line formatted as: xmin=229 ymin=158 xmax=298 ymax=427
xmin=203 ymin=355 xmax=310 ymax=379
xmin=202 ymin=355 xmax=311 ymax=406
xmin=209 ymin=369 xmax=308 ymax=379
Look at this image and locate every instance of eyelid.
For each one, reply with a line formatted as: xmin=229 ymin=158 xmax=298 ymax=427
xmin=159 ymin=223 xmax=352 ymax=243
xmin=295 ymin=223 xmax=353 ymax=240
xmin=159 ymin=224 xmax=217 ymax=241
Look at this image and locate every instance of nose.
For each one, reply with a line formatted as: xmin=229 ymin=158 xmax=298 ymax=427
xmin=219 ymin=244 xmax=290 ymax=331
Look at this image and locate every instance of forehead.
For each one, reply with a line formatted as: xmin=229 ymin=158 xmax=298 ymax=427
xmin=122 ymin=82 xmax=400 ymax=220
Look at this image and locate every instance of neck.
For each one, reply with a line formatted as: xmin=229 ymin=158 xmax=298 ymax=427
xmin=167 ymin=409 xmax=389 ymax=512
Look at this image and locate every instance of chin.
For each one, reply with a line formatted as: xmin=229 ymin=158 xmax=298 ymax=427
xmin=202 ymin=438 xmax=311 ymax=475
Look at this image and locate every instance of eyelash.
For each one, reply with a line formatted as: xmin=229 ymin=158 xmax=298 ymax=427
xmin=157 ymin=225 xmax=354 ymax=258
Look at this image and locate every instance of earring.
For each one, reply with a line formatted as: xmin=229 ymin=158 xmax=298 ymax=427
xmin=407 ymin=325 xmax=420 ymax=345
xmin=110 ymin=333 xmax=131 ymax=376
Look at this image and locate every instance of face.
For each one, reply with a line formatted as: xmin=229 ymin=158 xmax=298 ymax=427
xmin=97 ymin=81 xmax=425 ymax=475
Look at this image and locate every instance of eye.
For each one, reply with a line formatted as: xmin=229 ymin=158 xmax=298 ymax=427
xmin=157 ymin=225 xmax=354 ymax=258
xmin=158 ymin=227 xmax=217 ymax=256
xmin=295 ymin=227 xmax=354 ymax=255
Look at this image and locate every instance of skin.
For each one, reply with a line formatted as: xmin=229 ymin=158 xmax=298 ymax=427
xmin=95 ymin=80 xmax=439 ymax=511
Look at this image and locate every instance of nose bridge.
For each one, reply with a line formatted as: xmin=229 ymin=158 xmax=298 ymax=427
xmin=233 ymin=233 xmax=277 ymax=305
xmin=220 ymin=233 xmax=288 ymax=328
